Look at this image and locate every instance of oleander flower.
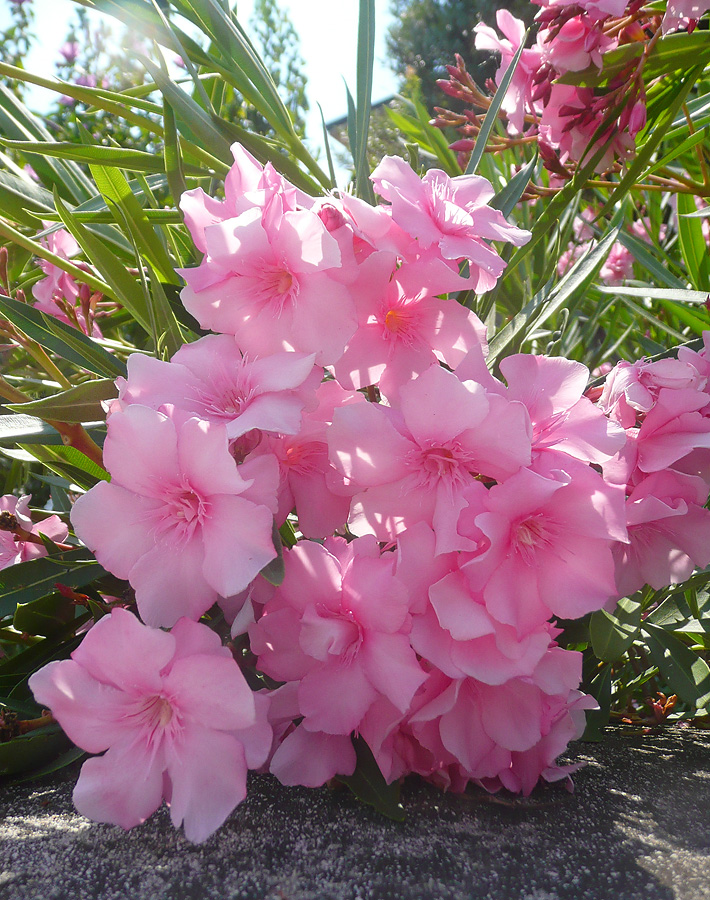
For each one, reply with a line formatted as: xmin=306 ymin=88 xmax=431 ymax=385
xmin=71 ymin=404 xmax=278 ymax=627
xmin=29 ymin=609 xmax=271 ymax=843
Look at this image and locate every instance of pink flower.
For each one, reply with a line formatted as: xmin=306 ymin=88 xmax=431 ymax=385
xmin=328 ymin=363 xmax=531 ymax=551
xmin=180 ymin=191 xmax=356 ymax=366
xmin=29 ymin=609 xmax=271 ymax=843
xmin=332 ymin=250 xmax=487 ymax=400
xmin=540 ymin=16 xmax=615 ymax=73
xmin=370 ymin=156 xmax=531 ymax=293
xmin=71 ymin=405 xmax=278 ymax=628
xmin=498 ymin=353 xmax=625 ymax=464
xmin=474 ymin=11 xmax=544 ymax=134
xmin=458 ymin=458 xmax=626 ymax=632
xmin=115 ymin=337 xmax=318 ymax=440
xmin=662 ymin=0 xmax=710 ymax=32
xmin=613 ymin=470 xmax=710 ymax=596
xmin=265 ymin=380 xmax=364 ymax=539
xmin=264 ymin=683 xmax=357 ymax=787
xmin=0 ymin=495 xmax=68 ymax=569
xmin=361 ymin=647 xmax=594 ymax=795
xmin=249 ymin=536 xmax=426 ymax=736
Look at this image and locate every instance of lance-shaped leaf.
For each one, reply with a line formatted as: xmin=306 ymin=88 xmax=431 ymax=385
xmin=677 ymin=192 xmax=710 ymax=291
xmin=0 ymin=293 xmax=127 ymax=378
xmin=0 ymin=138 xmax=210 ymax=175
xmin=466 ymin=32 xmax=527 ymax=176
xmin=0 ymin=725 xmax=74 ymax=778
xmin=338 ymin=736 xmax=405 ymax=821
xmin=0 ymin=549 xmax=106 ymax=619
xmin=52 ymin=190 xmax=153 ymax=334
xmin=488 ymin=209 xmax=622 ymax=364
xmin=7 ymin=379 xmax=118 ymax=424
xmin=590 ymin=596 xmax=641 ymax=662
xmin=643 ymin=622 xmax=710 ymax=708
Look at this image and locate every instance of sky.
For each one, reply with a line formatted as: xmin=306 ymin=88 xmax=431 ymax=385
xmin=0 ymin=0 xmax=401 ymax=167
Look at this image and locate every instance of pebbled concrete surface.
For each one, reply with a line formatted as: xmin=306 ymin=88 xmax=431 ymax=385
xmin=0 ymin=726 xmax=709 ymax=900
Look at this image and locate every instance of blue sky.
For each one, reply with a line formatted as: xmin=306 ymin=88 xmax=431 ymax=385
xmin=0 ymin=0 xmax=400 ymax=163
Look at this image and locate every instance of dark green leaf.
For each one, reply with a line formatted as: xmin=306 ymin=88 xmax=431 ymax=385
xmin=338 ymin=735 xmax=405 ymax=821
xmin=7 ymin=379 xmax=117 ymax=424
xmin=0 ymin=724 xmax=74 ymax=777
xmin=490 ymin=152 xmax=537 ymax=218
xmin=0 ymin=293 xmax=127 ymax=378
xmin=13 ymin=593 xmax=77 ymax=637
xmin=259 ymin=521 xmax=285 ymax=587
xmin=581 ymin=662 xmax=612 ymax=741
xmin=590 ymin=596 xmax=641 ymax=662
xmin=643 ymin=621 xmax=710 ymax=708
xmin=0 ymin=550 xmax=106 ymax=619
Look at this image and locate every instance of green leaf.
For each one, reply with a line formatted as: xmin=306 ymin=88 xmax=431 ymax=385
xmin=581 ymin=662 xmax=612 ymax=741
xmin=163 ymin=99 xmax=188 ymax=208
xmin=259 ymin=521 xmax=285 ymax=587
xmin=0 ymin=550 xmax=107 ymax=619
xmin=488 ymin=210 xmax=622 ymax=364
xmin=489 ymin=152 xmax=537 ymax=218
xmin=0 ymin=724 xmax=74 ymax=777
xmin=0 ymin=414 xmax=63 ymax=446
xmin=7 ymin=379 xmax=117 ymax=424
xmin=677 ymin=192 xmax=710 ymax=291
xmin=0 ymin=293 xmax=127 ymax=379
xmin=0 ymin=170 xmax=54 ymax=227
xmin=87 ymin=159 xmax=177 ymax=285
xmin=18 ymin=442 xmax=109 ymax=491
xmin=353 ymin=0 xmax=376 ymax=202
xmin=52 ymin=190 xmax=153 ymax=334
xmin=643 ymin=621 xmax=710 ymax=708
xmin=338 ymin=735 xmax=405 ymax=821
xmin=590 ymin=596 xmax=641 ymax=662
xmin=595 ymin=285 xmax=710 ymax=304
xmin=466 ymin=33 xmax=526 ymax=176
xmin=13 ymin=592 xmax=77 ymax=637
xmin=0 ymin=82 xmax=93 ymax=203
xmin=9 ymin=744 xmax=86 ymax=784
xmin=0 ymin=138 xmax=208 ymax=176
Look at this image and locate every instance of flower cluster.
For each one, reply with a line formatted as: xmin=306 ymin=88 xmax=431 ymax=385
xmin=439 ymin=0 xmax=709 ymax=173
xmin=30 ymin=143 xmax=710 ymax=842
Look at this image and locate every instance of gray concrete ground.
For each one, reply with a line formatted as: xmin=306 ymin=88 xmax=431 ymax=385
xmin=0 ymin=725 xmax=709 ymax=900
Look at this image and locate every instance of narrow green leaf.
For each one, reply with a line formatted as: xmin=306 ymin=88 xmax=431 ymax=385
xmin=0 ymin=293 xmax=127 ymax=379
xmin=7 ymin=379 xmax=117 ymax=424
xmin=13 ymin=593 xmax=76 ymax=637
xmin=163 ymin=99 xmax=188 ymax=206
xmin=590 ymin=596 xmax=641 ymax=662
xmin=86 ymin=161 xmax=177 ymax=285
xmin=643 ymin=621 xmax=710 ymax=708
xmin=0 ymin=725 xmax=74 ymax=777
xmin=0 ymin=138 xmax=210 ymax=175
xmin=52 ymin=190 xmax=153 ymax=333
xmin=338 ymin=736 xmax=405 ymax=821
xmin=581 ymin=662 xmax=612 ymax=741
xmin=0 ymin=170 xmax=54 ymax=227
xmin=0 ymin=549 xmax=106 ymax=619
xmin=490 ymin=152 xmax=537 ymax=218
xmin=354 ymin=0 xmax=376 ymax=201
xmin=595 ymin=285 xmax=710 ymax=304
xmin=677 ymin=192 xmax=710 ymax=291
xmin=466 ymin=33 xmax=526 ymax=176
xmin=259 ymin=521 xmax=285 ymax=587
xmin=18 ymin=442 xmax=109 ymax=490
xmin=489 ymin=211 xmax=622 ymax=364
xmin=9 ymin=744 xmax=86 ymax=784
